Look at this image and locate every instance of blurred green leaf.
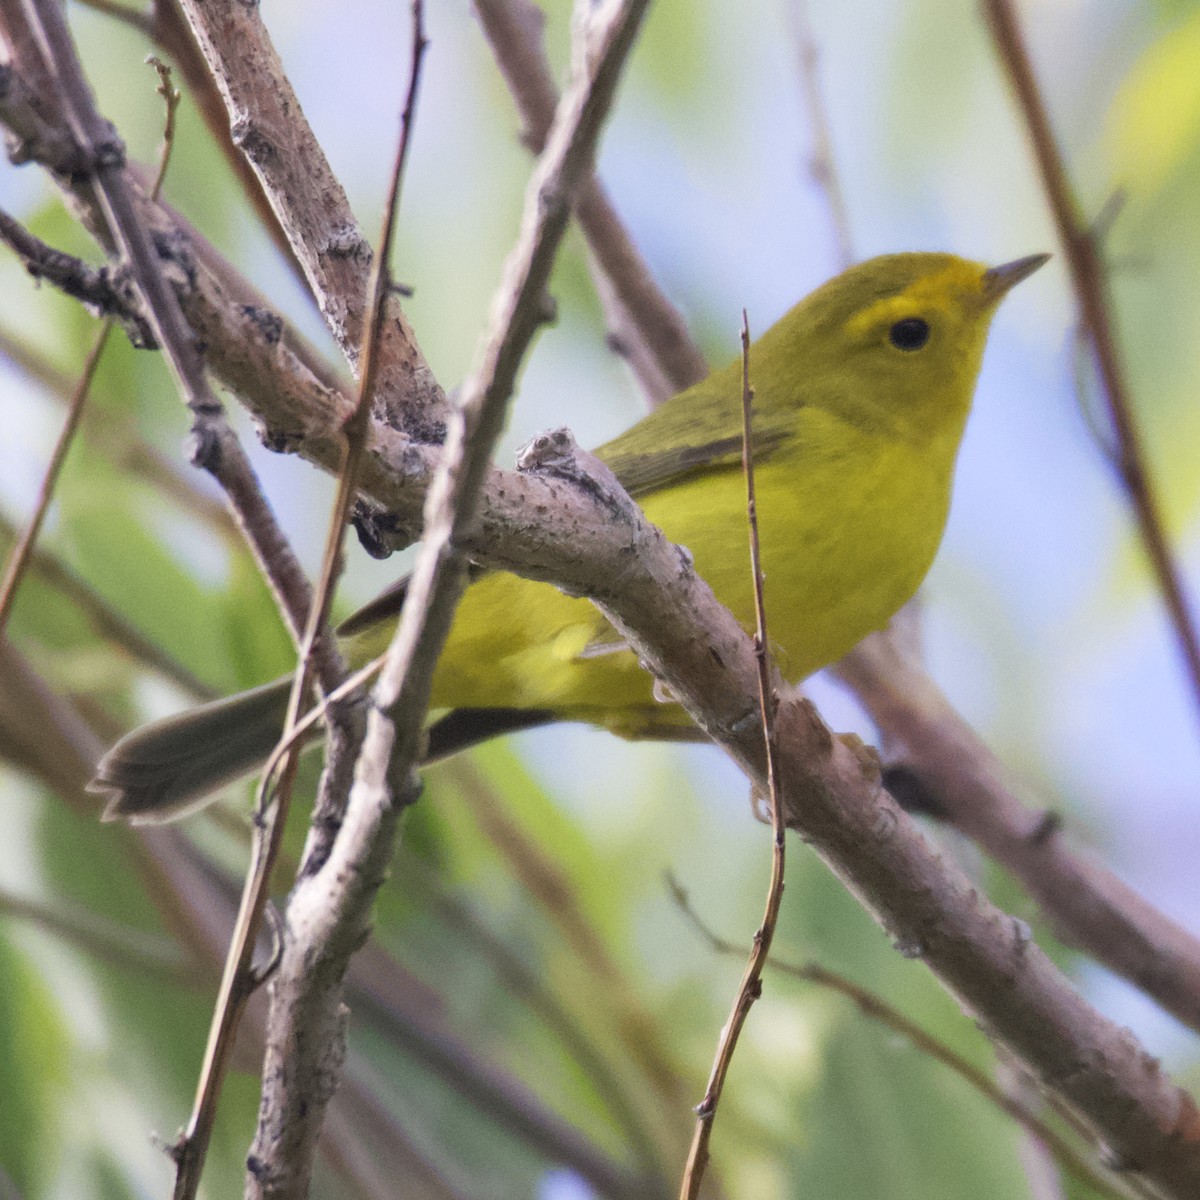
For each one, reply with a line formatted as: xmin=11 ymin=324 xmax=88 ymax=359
xmin=0 ymin=932 xmax=69 ymax=1195
xmin=1107 ymin=10 xmax=1200 ymax=195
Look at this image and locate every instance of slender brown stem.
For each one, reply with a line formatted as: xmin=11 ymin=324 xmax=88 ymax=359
xmin=171 ymin=13 xmax=429 ymax=1199
xmin=473 ymin=0 xmax=708 ymax=402
xmin=789 ymin=0 xmax=854 ymax=269
xmin=1 ymin=60 xmax=179 ymax=639
xmin=11 ymin=0 xmax=338 ymax=1186
xmin=679 ymin=315 xmax=786 ymax=1200
xmin=984 ymin=0 xmax=1200 ymax=739
xmin=287 ymin=0 xmax=430 ymax=850
xmin=668 ymin=876 xmax=1136 ymax=1200
xmin=0 ymin=323 xmax=110 ymax=640
xmin=244 ymin=6 xmax=652 ymax=1194
xmin=145 ymin=56 xmax=180 ymax=201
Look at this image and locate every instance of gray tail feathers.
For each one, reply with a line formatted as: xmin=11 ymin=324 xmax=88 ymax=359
xmin=87 ymin=678 xmax=293 ymax=824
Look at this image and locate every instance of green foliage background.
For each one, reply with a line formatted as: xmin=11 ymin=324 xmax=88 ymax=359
xmin=2 ymin=1 xmax=1200 ymax=1197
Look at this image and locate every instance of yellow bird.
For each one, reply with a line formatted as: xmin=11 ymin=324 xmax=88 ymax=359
xmin=91 ymin=252 xmax=1047 ymax=822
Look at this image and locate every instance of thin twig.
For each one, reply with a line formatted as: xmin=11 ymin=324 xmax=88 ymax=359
xmin=282 ymin=0 xmax=429 ymax=851
xmin=668 ymin=876 xmax=1135 ymax=1200
xmin=16 ymin=0 xmax=325 ymax=651
xmin=785 ymin=1 xmax=1200 ymax=1039
xmin=81 ymin=0 xmax=316 ymax=291
xmin=0 ymin=324 xmax=111 ymax=640
xmin=473 ymin=0 xmax=708 ymax=403
xmin=984 ymin=0 xmax=1200 ymax=739
xmin=170 ymin=13 xmax=428 ymax=1198
xmin=172 ymin=0 xmax=445 ymax=435
xmin=0 ymin=206 xmax=148 ymax=334
xmin=243 ymin=4 xmax=651 ymax=1194
xmin=9 ymin=0 xmax=340 ymax=1187
xmin=133 ymin=824 xmax=630 ymax=1200
xmin=145 ymin=56 xmax=180 ymax=200
xmin=0 ymin=56 xmax=179 ymax=640
xmin=6 ymin=5 xmax=1200 ymax=1187
xmin=789 ymin=0 xmax=854 ymax=269
xmin=679 ymin=315 xmax=786 ymax=1200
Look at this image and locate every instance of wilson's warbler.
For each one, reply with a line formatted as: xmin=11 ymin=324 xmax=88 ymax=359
xmin=92 ymin=252 xmax=1046 ymax=823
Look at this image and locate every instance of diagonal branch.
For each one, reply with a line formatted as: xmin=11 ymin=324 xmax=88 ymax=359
xmin=242 ymin=4 xmax=652 ymax=1197
xmin=172 ymin=0 xmax=445 ymax=436
xmin=2 ymin=3 xmax=1199 ymax=1190
xmin=984 ymin=0 xmax=1200 ymax=739
xmin=169 ymin=2 xmax=433 ymax=1189
xmin=837 ymin=631 xmax=1200 ymax=1035
xmin=9 ymin=0 xmax=334 ymax=670
xmin=469 ymin=0 xmax=1200 ymax=1046
xmin=679 ymin=314 xmax=785 ymax=1199
xmin=473 ymin=0 xmax=708 ymax=404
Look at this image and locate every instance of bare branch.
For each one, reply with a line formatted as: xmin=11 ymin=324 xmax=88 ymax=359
xmin=0 ymin=57 xmax=178 ymax=641
xmin=0 ymin=322 xmax=111 ymax=638
xmin=0 ymin=206 xmax=150 ymax=334
xmin=174 ymin=14 xmax=434 ymax=1183
xmin=984 ymin=0 xmax=1200 ymax=740
xmin=837 ymin=632 xmax=1200 ymax=1034
xmin=132 ymin=823 xmax=643 ymax=1200
xmin=679 ymin=314 xmax=785 ymax=1199
xmin=669 ymin=876 xmax=1134 ymax=1200
xmin=473 ymin=0 xmax=707 ymax=402
xmin=242 ymin=3 xmax=651 ymax=1195
xmin=172 ymin=0 xmax=444 ymax=434
xmin=9 ymin=0 xmax=329 ymax=661
xmin=784 ymin=1 xmax=1200 ymax=1042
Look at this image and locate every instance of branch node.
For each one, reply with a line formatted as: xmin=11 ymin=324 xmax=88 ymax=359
xmin=256 ymin=424 xmax=304 ymax=455
xmin=1011 ymin=917 xmax=1033 ymax=956
xmin=323 ymin=222 xmax=372 ymax=263
xmin=248 ymin=902 xmax=286 ymax=987
xmin=870 ymin=802 xmax=899 ymax=843
xmin=796 ymin=695 xmax=833 ymax=753
xmin=838 ymin=731 xmax=881 ymax=782
xmin=1029 ymin=809 xmax=1063 ymax=846
xmin=351 ymin=501 xmax=408 ymax=559
xmin=186 ymin=424 xmax=222 ymax=470
xmin=229 ymin=114 xmax=275 ymax=164
xmin=893 ymin=933 xmax=928 ymax=960
xmin=90 ymin=123 xmax=126 ymax=170
xmin=516 ymin=428 xmax=634 ymax=519
xmin=239 ymin=303 xmax=284 ymax=345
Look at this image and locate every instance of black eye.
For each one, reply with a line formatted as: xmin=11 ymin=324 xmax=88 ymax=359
xmin=889 ymin=317 xmax=930 ymax=351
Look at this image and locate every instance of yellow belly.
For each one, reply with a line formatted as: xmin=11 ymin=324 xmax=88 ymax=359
xmin=353 ymin=418 xmax=954 ymax=738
